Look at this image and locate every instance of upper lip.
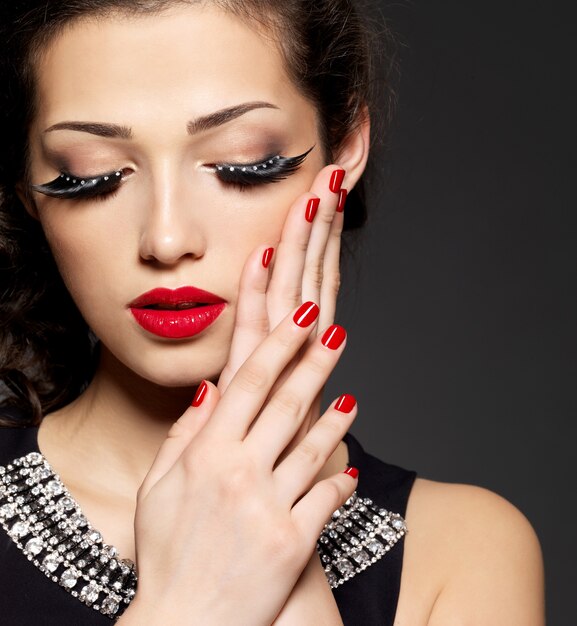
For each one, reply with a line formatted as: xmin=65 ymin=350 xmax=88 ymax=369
xmin=129 ymin=286 xmax=226 ymax=308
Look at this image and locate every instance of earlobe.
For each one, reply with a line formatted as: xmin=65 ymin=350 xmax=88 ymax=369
xmin=334 ymin=106 xmax=371 ymax=190
xmin=15 ymin=182 xmax=40 ymax=220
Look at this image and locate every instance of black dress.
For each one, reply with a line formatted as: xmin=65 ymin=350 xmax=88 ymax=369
xmin=0 ymin=425 xmax=416 ymax=625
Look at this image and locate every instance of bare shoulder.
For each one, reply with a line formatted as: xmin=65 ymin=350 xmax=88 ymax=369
xmin=394 ymin=478 xmax=545 ymax=626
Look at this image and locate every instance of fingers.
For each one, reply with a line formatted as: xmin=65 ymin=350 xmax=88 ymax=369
xmin=267 ymin=165 xmax=346 ymax=333
xmin=137 ymin=380 xmax=220 ymax=499
xmin=266 ymin=193 xmax=319 ymax=330
xmin=219 ymin=245 xmax=273 ymax=393
xmin=204 ymin=301 xmax=321 ymax=441
xmin=290 ymin=464 xmax=359 ymax=550
xmin=245 ymin=326 xmax=348 ymax=467
xmin=220 ymin=164 xmax=346 ymax=401
xmin=272 ymin=393 xmax=357 ymax=503
xmin=301 ymin=166 xmax=346 ymax=331
xmin=317 ymin=194 xmax=345 ymax=332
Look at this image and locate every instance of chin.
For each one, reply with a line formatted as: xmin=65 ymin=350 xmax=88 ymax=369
xmin=100 ymin=334 xmax=230 ymax=389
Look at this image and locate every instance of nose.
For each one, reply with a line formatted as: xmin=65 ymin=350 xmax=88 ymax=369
xmin=138 ymin=170 xmax=206 ymax=265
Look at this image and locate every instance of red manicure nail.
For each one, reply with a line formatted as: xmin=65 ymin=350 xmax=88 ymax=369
xmin=262 ymin=247 xmax=274 ymax=268
xmin=335 ymin=393 xmax=356 ymax=413
xmin=305 ymin=197 xmax=320 ymax=222
xmin=336 ymin=189 xmax=347 ymax=213
xmin=191 ymin=380 xmax=208 ymax=407
xmin=343 ymin=466 xmax=359 ymax=479
xmin=329 ymin=168 xmax=345 ymax=193
xmin=321 ymin=324 xmax=346 ymax=350
xmin=293 ymin=301 xmax=319 ymax=327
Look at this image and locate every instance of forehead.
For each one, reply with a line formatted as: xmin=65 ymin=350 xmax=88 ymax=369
xmin=33 ymin=5 xmax=310 ymax=129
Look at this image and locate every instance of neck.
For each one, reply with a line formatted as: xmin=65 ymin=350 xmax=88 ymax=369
xmin=38 ymin=346 xmax=349 ymax=497
xmin=38 ymin=346 xmax=200 ymax=493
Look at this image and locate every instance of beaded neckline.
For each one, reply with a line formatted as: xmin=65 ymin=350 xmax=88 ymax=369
xmin=0 ymin=449 xmax=407 ymax=621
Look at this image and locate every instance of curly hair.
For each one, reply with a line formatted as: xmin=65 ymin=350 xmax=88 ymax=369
xmin=0 ymin=0 xmax=398 ymax=426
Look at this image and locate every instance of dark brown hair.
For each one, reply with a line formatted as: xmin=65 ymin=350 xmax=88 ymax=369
xmin=0 ymin=0 xmax=397 ymax=426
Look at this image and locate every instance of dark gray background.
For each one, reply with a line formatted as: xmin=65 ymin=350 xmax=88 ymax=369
xmin=326 ymin=1 xmax=576 ymax=624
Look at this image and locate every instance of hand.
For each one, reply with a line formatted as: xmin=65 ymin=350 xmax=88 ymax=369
xmin=219 ymin=163 xmax=348 ymax=462
xmin=123 ymin=303 xmax=358 ymax=625
xmin=218 ymin=163 xmax=350 ymax=624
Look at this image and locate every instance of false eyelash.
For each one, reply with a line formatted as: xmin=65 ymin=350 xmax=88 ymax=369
xmin=214 ymin=146 xmax=314 ymax=186
xmin=31 ymin=170 xmax=123 ymax=199
xmin=30 ymin=145 xmax=314 ymax=200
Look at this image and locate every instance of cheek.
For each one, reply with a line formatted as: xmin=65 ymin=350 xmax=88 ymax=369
xmin=38 ymin=210 xmax=126 ymax=312
xmin=219 ymin=177 xmax=318 ymax=257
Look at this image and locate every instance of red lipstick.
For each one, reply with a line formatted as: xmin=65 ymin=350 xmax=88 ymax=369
xmin=129 ymin=286 xmax=226 ymax=339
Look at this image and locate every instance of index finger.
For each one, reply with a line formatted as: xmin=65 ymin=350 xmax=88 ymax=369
xmin=204 ymin=300 xmax=320 ymax=441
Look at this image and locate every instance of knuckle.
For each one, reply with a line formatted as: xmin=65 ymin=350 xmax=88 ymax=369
xmin=237 ymin=313 xmax=269 ymax=334
xmin=270 ymin=389 xmax=303 ymax=419
xmin=324 ymin=270 xmax=341 ymax=296
xmin=318 ymin=416 xmax=343 ymax=439
xmin=294 ymin=238 xmax=309 ymax=254
xmin=305 ymin=353 xmax=327 ymax=376
xmin=318 ymin=208 xmax=334 ymax=225
xmin=322 ymin=478 xmax=344 ymax=507
xmin=236 ymin=361 xmax=269 ymax=393
xmin=266 ymin=523 xmax=300 ymax=563
xmin=209 ymin=455 xmax=257 ymax=499
xmin=270 ymin=284 xmax=302 ymax=307
xmin=304 ymin=260 xmax=323 ymax=288
xmin=166 ymin=417 xmax=190 ymax=440
xmin=294 ymin=439 xmax=321 ymax=465
xmin=219 ymin=464 xmax=254 ymax=496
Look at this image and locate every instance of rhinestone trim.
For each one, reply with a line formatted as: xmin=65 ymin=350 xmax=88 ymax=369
xmin=317 ymin=491 xmax=408 ymax=588
xmin=0 ymin=451 xmax=407 ymax=619
xmin=0 ymin=452 xmax=137 ymax=619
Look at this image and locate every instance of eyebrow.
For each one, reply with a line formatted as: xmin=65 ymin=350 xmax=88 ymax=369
xmin=43 ymin=101 xmax=279 ymax=139
xmin=186 ymin=101 xmax=279 ymax=134
xmin=44 ymin=121 xmax=132 ymax=138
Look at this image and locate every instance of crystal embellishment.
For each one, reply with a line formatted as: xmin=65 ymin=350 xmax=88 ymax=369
xmin=0 ymin=452 xmax=137 ymax=620
xmin=316 ymin=492 xmax=408 ymax=589
xmin=1 ymin=450 xmax=407 ymax=618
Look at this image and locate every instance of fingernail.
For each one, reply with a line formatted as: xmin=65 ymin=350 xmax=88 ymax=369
xmin=321 ymin=324 xmax=346 ymax=350
xmin=329 ymin=168 xmax=345 ymax=193
xmin=305 ymin=197 xmax=320 ymax=222
xmin=293 ymin=301 xmax=319 ymax=327
xmin=262 ymin=247 xmax=274 ymax=268
xmin=336 ymin=189 xmax=347 ymax=213
xmin=191 ymin=380 xmax=208 ymax=407
xmin=343 ymin=466 xmax=359 ymax=479
xmin=335 ymin=393 xmax=356 ymax=413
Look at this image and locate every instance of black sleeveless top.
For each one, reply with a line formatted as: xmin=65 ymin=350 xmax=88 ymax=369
xmin=0 ymin=425 xmax=416 ymax=625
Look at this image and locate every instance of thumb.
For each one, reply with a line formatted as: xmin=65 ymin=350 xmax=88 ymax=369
xmin=137 ymin=380 xmax=219 ymax=499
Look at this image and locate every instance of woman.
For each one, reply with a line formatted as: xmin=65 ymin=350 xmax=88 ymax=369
xmin=0 ymin=1 xmax=544 ymax=624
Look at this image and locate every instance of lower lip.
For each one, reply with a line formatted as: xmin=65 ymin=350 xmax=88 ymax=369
xmin=130 ymin=303 xmax=226 ymax=339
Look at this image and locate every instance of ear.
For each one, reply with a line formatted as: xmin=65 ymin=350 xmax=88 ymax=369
xmin=334 ymin=105 xmax=371 ymax=191
xmin=15 ymin=181 xmax=40 ymax=220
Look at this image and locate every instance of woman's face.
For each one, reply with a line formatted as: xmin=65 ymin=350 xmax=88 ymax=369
xmin=26 ymin=5 xmax=326 ymax=387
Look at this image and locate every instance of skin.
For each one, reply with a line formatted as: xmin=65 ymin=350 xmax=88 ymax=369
xmin=19 ymin=5 xmax=544 ymax=625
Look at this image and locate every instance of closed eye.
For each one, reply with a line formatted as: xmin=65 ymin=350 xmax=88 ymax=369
xmin=211 ymin=146 xmax=314 ymax=188
xmin=30 ymin=145 xmax=314 ymax=200
xmin=31 ymin=169 xmax=125 ymax=200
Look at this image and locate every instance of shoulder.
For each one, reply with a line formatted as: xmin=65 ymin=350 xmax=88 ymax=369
xmin=395 ymin=478 xmax=545 ymax=626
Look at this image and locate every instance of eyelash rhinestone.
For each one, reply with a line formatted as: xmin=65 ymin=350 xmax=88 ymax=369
xmin=32 ymin=169 xmax=124 ymax=199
